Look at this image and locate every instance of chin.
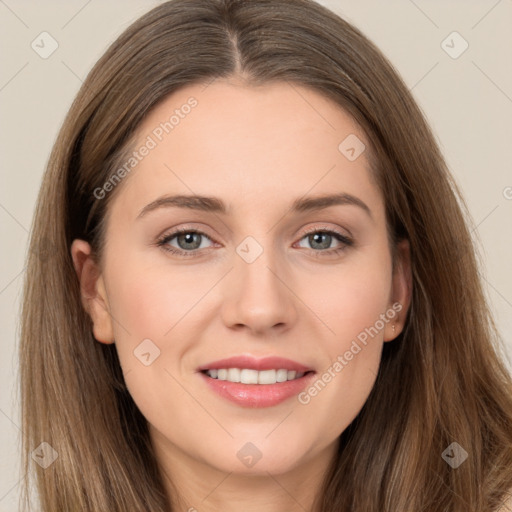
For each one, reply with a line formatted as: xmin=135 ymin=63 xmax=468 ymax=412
xmin=203 ymin=436 xmax=312 ymax=476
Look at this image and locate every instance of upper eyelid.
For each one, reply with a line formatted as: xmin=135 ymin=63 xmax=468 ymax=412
xmin=159 ymin=224 xmax=351 ymax=245
xmin=300 ymin=224 xmax=352 ymax=238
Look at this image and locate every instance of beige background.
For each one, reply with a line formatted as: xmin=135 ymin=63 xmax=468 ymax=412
xmin=1 ymin=1 xmax=511 ymax=509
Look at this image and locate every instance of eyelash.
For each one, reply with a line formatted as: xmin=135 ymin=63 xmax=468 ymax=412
xmin=156 ymin=226 xmax=354 ymax=259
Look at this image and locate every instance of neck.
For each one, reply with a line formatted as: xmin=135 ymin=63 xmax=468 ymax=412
xmin=150 ymin=426 xmax=339 ymax=512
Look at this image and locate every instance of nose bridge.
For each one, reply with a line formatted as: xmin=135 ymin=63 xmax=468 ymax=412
xmin=221 ymin=233 xmax=297 ymax=333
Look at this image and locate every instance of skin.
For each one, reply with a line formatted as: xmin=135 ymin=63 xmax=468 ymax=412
xmin=72 ymin=78 xmax=412 ymax=512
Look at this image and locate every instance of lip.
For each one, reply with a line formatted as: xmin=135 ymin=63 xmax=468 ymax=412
xmin=197 ymin=355 xmax=313 ymax=373
xmin=199 ymin=371 xmax=317 ymax=408
xmin=197 ymin=355 xmax=316 ymax=408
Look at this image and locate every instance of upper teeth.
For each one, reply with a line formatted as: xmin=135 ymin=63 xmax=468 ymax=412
xmin=206 ymin=368 xmax=305 ymax=385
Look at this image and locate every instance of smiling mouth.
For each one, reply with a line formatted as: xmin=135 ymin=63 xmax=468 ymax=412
xmin=201 ymin=368 xmax=315 ymax=385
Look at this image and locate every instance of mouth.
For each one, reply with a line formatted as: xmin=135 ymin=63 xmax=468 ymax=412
xmin=197 ymin=355 xmax=317 ymax=408
xmin=197 ymin=354 xmax=314 ymax=374
xmin=200 ymin=368 xmax=315 ymax=384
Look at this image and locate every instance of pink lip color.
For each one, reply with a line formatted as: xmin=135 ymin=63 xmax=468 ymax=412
xmin=197 ymin=355 xmax=316 ymax=408
xmin=197 ymin=355 xmax=313 ymax=373
xmin=199 ymin=371 xmax=316 ymax=408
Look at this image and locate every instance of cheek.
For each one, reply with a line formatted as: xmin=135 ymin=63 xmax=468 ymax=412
xmin=104 ymin=257 xmax=205 ymax=423
xmin=104 ymin=250 xmax=220 ymax=408
xmin=306 ymin=251 xmax=392 ymax=352
xmin=296 ymin=251 xmax=392 ymax=425
xmin=106 ymin=250 xmax=210 ymax=340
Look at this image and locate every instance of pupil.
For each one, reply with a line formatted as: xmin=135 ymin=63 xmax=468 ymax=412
xmin=179 ymin=232 xmax=200 ymax=249
xmin=311 ymin=233 xmax=330 ymax=249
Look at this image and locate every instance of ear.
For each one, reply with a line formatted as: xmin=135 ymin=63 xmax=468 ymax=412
xmin=70 ymin=239 xmax=115 ymax=344
xmin=384 ymin=239 xmax=412 ymax=342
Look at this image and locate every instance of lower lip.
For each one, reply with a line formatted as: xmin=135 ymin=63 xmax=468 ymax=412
xmin=199 ymin=371 xmax=316 ymax=408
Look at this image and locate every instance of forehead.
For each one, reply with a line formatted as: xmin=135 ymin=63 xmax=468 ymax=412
xmin=108 ymin=79 xmax=383 ymax=222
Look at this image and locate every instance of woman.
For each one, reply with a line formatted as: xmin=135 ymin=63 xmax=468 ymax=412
xmin=19 ymin=0 xmax=512 ymax=510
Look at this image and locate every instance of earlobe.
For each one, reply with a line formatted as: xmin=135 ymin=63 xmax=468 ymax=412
xmin=385 ymin=239 xmax=413 ymax=342
xmin=70 ymin=239 xmax=115 ymax=344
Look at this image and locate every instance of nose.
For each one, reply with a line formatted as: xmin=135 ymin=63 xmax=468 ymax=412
xmin=220 ymin=243 xmax=298 ymax=337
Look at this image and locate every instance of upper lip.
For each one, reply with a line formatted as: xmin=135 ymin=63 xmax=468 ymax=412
xmin=197 ymin=355 xmax=314 ymax=373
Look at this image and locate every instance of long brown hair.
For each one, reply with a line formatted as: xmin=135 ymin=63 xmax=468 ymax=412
xmin=19 ymin=0 xmax=512 ymax=510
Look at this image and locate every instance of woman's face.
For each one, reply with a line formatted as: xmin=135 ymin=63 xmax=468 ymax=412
xmin=72 ymin=79 xmax=410 ymax=480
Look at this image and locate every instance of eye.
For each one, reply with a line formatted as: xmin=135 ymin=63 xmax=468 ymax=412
xmin=156 ymin=228 xmax=216 ymax=257
xmin=295 ymin=227 xmax=353 ymax=256
xmin=156 ymin=226 xmax=354 ymax=258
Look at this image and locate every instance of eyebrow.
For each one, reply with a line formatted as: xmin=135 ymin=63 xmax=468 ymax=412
xmin=136 ymin=192 xmax=373 ymax=220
